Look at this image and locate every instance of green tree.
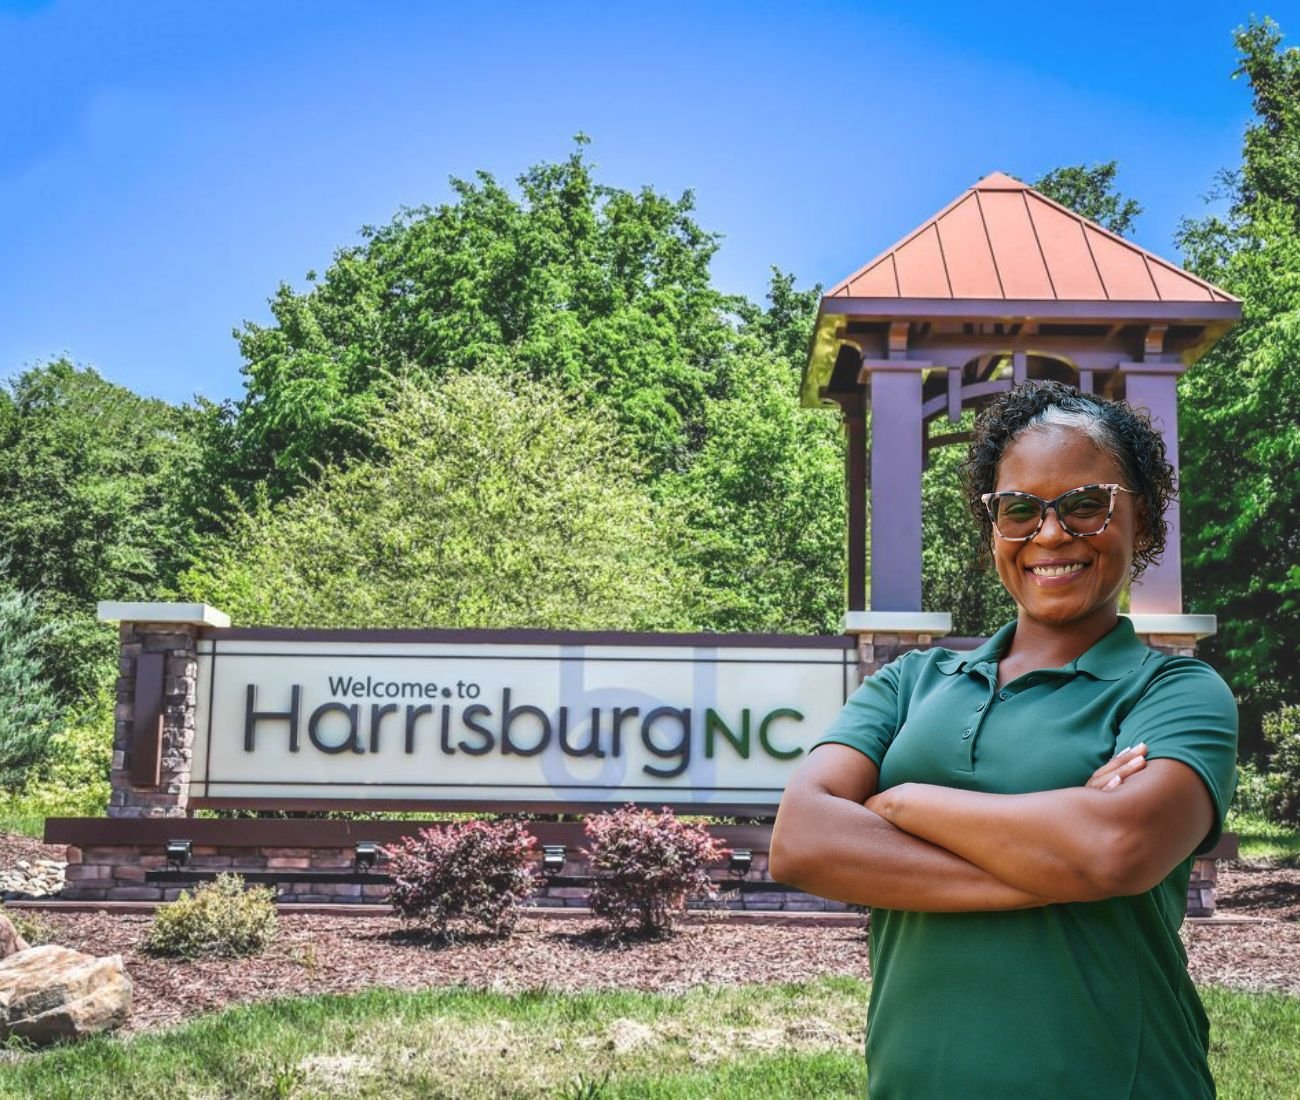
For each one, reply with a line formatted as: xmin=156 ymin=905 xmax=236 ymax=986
xmin=0 ymin=582 xmax=59 ymax=789
xmin=1032 ymin=161 xmax=1143 ymax=236
xmin=0 ymin=360 xmax=205 ymax=701
xmin=662 ymin=313 xmax=845 ymax=634
xmin=922 ymin=415 xmax=1016 ymax=635
xmin=1177 ymin=18 xmax=1300 ymax=729
xmin=215 ymin=140 xmax=735 ymax=505
xmin=182 ymin=374 xmax=698 ymax=630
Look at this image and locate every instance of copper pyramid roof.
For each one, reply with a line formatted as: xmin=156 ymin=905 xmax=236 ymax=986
xmin=827 ymin=172 xmax=1237 ymax=304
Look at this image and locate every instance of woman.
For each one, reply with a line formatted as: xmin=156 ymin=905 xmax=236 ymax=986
xmin=770 ymin=381 xmax=1238 ymax=1099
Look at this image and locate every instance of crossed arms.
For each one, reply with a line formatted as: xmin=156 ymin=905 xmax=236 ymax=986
xmin=768 ymin=743 xmax=1215 ymax=911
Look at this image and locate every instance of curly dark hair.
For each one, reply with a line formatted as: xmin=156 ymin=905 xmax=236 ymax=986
xmin=961 ymin=381 xmax=1176 ymax=580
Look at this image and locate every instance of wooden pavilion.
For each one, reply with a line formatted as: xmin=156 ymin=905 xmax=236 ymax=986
xmin=801 ymin=172 xmax=1241 ymax=668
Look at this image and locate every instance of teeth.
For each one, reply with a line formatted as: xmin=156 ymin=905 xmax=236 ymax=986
xmin=1029 ymin=563 xmax=1087 ymax=577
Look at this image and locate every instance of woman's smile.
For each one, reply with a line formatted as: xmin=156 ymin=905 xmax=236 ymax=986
xmin=1024 ymin=559 xmax=1091 ymax=584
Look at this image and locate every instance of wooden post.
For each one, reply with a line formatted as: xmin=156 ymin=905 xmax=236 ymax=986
xmin=843 ymin=391 xmax=868 ymax=611
xmin=1123 ymin=365 xmax=1184 ymax=614
xmin=862 ymin=363 xmax=928 ymax=611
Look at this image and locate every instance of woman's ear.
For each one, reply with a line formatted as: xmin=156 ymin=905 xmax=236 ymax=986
xmin=1132 ymin=498 xmax=1153 ymax=553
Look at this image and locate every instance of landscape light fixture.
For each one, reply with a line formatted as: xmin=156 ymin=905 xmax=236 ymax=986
xmin=354 ymin=841 xmax=380 ymax=872
xmin=542 ymin=845 xmax=567 ymax=874
xmin=729 ymin=849 xmax=753 ymax=876
xmin=165 ymin=839 xmax=192 ymax=869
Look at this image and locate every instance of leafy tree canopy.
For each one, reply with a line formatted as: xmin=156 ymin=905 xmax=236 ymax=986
xmin=1032 ymin=161 xmax=1143 ymax=236
xmin=0 ymin=360 xmax=205 ymax=700
xmin=1177 ymin=18 xmax=1300 ymax=719
xmin=661 ymin=311 xmax=846 ymax=635
xmin=218 ymin=139 xmax=736 ymax=504
xmin=183 ymin=374 xmax=699 ymax=631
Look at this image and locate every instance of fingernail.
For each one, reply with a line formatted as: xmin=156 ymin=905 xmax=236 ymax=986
xmin=1104 ymin=775 xmax=1121 ymax=790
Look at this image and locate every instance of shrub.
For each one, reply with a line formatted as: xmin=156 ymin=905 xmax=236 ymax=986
xmin=583 ymin=805 xmax=729 ymax=935
xmin=385 ymin=819 xmax=537 ymax=939
xmin=1262 ymin=705 xmax=1300 ymax=825
xmin=0 ymin=584 xmax=59 ymax=791
xmin=143 ymin=873 xmax=278 ymax=958
xmin=0 ymin=686 xmax=113 ymax=828
xmin=1232 ymin=757 xmax=1287 ymax=820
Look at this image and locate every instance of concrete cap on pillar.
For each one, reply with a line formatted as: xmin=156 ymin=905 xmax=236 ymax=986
xmin=842 ymin=611 xmax=953 ymax=635
xmin=97 ymin=601 xmax=231 ymax=628
xmin=1126 ymin=613 xmax=1216 ymax=640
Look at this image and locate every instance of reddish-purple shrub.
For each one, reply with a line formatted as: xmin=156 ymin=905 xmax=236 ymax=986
xmin=583 ymin=805 xmax=729 ymax=934
xmin=384 ymin=819 xmax=538 ymax=939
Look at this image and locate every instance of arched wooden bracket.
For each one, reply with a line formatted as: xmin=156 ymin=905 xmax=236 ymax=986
xmin=130 ymin=651 xmax=164 ymax=787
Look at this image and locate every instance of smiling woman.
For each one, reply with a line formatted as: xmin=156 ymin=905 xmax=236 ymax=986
xmin=770 ymin=381 xmax=1239 ymax=1100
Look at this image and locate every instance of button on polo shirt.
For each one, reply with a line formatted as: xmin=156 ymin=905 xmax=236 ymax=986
xmin=813 ymin=617 xmax=1238 ymax=1100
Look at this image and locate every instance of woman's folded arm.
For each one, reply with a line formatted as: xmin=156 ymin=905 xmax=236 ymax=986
xmin=864 ymin=757 xmax=1215 ymax=901
xmin=770 ymin=744 xmax=1060 ymax=912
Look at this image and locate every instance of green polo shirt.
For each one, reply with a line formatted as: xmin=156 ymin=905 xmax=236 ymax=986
xmin=814 ymin=616 xmax=1238 ymax=1100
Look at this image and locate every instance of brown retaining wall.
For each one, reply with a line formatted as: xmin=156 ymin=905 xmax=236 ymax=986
xmin=45 ymin=817 xmax=1236 ymax=916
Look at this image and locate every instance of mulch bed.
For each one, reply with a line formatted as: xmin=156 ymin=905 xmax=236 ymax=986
xmin=2 ymin=836 xmax=1297 ymax=1037
xmin=1216 ymin=860 xmax=1300 ymax=921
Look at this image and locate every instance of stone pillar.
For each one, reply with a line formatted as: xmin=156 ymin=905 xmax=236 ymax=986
xmin=99 ymin=602 xmax=229 ymax=819
xmin=843 ymin=611 xmax=953 ymax=683
xmin=1122 ymin=365 xmax=1184 ymax=615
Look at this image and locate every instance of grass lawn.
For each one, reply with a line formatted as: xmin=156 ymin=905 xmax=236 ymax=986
xmin=0 ymin=814 xmax=48 ymax=842
xmin=1228 ymin=812 xmax=1300 ymax=862
xmin=0 ymin=979 xmax=1296 ymax=1099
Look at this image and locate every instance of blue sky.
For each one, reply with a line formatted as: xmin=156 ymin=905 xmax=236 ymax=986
xmin=1 ymin=1 xmax=1295 ymax=406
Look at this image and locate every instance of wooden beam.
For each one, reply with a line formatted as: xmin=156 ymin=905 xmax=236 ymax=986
xmin=130 ymin=652 xmax=164 ymax=787
xmin=857 ymin=359 xmax=933 ymax=382
xmin=914 ymin=333 xmax=1133 ymax=353
xmin=818 ymin=297 xmax=1241 ymax=324
xmin=921 ymin=378 xmax=1013 ymax=421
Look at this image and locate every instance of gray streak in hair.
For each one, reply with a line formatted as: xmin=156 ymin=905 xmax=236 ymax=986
xmin=1010 ymin=402 xmax=1137 ymax=488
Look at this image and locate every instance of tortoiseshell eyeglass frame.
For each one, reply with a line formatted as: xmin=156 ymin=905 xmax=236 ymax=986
xmin=980 ymin=483 xmax=1138 ymax=542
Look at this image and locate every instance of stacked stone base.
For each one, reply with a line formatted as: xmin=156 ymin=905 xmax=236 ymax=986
xmin=53 ymin=821 xmax=1235 ymax=915
xmin=59 ymin=843 xmax=852 ymax=912
xmin=63 ymin=844 xmax=393 ymax=904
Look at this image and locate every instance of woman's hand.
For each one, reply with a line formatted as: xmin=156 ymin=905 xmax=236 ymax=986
xmin=1086 ymin=743 xmax=1148 ymax=792
xmin=866 ymin=745 xmax=1150 ymax=821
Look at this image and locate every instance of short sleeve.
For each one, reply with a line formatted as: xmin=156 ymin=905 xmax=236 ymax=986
xmin=812 ymin=654 xmax=909 ymax=768
xmin=1118 ymin=658 xmax=1239 ymax=854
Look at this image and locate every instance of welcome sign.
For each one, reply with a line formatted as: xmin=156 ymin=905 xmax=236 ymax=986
xmin=190 ymin=632 xmax=856 ymax=811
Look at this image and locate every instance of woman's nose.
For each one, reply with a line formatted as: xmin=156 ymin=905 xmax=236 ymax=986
xmin=1034 ymin=506 xmax=1074 ymax=543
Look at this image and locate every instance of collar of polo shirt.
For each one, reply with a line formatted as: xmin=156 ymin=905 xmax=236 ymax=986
xmin=935 ymin=616 xmax=1149 ymax=681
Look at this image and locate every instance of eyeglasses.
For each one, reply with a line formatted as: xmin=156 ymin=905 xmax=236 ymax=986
xmin=981 ymin=483 xmax=1137 ymax=542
